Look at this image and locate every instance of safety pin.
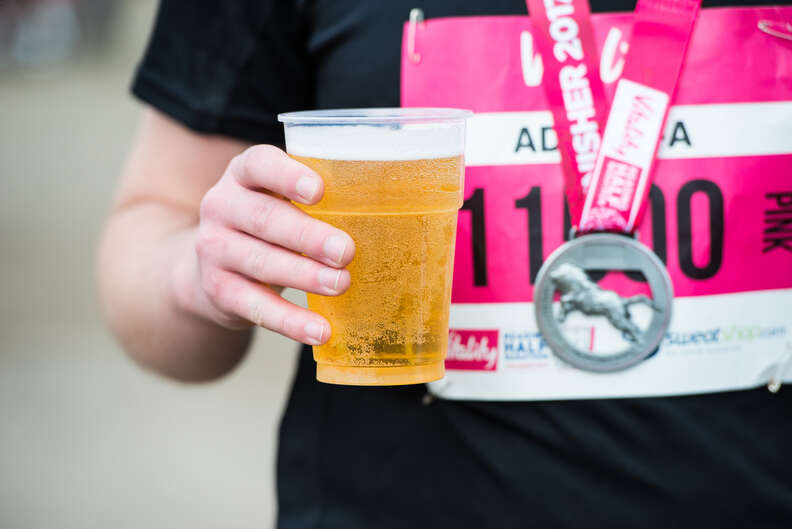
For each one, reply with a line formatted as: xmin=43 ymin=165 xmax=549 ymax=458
xmin=767 ymin=342 xmax=792 ymax=394
xmin=757 ymin=19 xmax=792 ymax=42
xmin=408 ymin=8 xmax=425 ymax=64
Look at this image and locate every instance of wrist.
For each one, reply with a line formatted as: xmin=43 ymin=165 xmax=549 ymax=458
xmin=168 ymin=227 xmax=254 ymax=332
xmin=168 ymin=228 xmax=205 ymax=320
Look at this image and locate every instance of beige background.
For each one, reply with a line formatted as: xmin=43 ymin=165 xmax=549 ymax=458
xmin=0 ymin=2 xmax=299 ymax=527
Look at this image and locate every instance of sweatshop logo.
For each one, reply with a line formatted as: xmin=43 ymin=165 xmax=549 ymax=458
xmin=446 ymin=329 xmax=499 ymax=371
xmin=664 ymin=325 xmax=787 ymax=346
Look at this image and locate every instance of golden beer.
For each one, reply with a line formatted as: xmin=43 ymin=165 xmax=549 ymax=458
xmin=295 ymin=156 xmax=463 ymax=385
xmin=279 ymin=108 xmax=469 ymax=386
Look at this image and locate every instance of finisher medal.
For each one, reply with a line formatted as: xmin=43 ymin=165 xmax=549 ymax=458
xmin=534 ymin=234 xmax=672 ymax=372
xmin=526 ymin=0 xmax=699 ymax=371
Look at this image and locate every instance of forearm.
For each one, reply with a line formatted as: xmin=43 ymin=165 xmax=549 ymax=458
xmin=97 ymin=202 xmax=252 ymax=382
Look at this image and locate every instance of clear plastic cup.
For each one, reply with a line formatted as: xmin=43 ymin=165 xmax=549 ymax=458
xmin=279 ymin=108 xmax=470 ymax=385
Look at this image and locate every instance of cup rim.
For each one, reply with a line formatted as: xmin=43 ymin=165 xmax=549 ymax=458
xmin=278 ymin=107 xmax=472 ymax=124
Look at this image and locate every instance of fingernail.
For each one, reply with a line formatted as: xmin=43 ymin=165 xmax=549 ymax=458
xmin=304 ymin=321 xmax=326 ymax=344
xmin=318 ymin=268 xmax=341 ymax=291
xmin=295 ymin=176 xmax=318 ymax=202
xmin=323 ymin=235 xmax=347 ymax=265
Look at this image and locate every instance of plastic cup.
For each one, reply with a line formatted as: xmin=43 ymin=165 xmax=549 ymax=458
xmin=279 ymin=108 xmax=470 ymax=385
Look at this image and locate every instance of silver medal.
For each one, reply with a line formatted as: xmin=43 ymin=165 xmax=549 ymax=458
xmin=534 ymin=234 xmax=673 ymax=372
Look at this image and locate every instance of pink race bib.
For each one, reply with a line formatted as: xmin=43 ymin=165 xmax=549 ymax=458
xmin=402 ymin=7 xmax=792 ymax=400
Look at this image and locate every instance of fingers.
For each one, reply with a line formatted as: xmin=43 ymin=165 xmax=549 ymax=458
xmin=200 ymin=267 xmax=331 ymax=345
xmin=193 ymin=143 xmax=352 ymax=344
xmin=231 ymin=145 xmax=324 ymax=205
xmin=197 ymin=227 xmax=351 ymax=296
xmin=207 ymin=186 xmax=355 ymax=268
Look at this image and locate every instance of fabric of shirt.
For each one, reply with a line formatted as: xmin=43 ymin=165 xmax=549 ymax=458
xmin=132 ymin=1 xmax=792 ymax=528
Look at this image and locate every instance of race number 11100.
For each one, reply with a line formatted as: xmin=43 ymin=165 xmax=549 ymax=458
xmin=459 ymin=179 xmax=724 ymax=287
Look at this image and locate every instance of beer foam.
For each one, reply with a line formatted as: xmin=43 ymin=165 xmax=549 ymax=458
xmin=284 ymin=123 xmax=465 ymax=161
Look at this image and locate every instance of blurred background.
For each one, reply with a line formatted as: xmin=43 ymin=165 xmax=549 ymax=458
xmin=0 ymin=1 xmax=299 ymax=527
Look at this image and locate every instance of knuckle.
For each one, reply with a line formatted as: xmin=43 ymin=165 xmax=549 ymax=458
xmin=215 ymin=312 xmax=244 ymax=330
xmin=296 ymin=219 xmax=312 ymax=247
xmin=235 ymin=149 xmax=255 ymax=183
xmin=296 ymin=258 xmax=318 ymax=283
xmin=195 ymin=229 xmax=226 ymax=260
xmin=277 ymin=311 xmax=291 ymax=336
xmin=251 ymin=143 xmax=282 ymax=160
xmin=201 ymin=268 xmax=226 ymax=303
xmin=245 ymin=245 xmax=269 ymax=278
xmin=240 ymin=145 xmax=283 ymax=182
xmin=249 ymin=199 xmax=279 ymax=237
xmin=199 ymin=187 xmax=224 ymax=220
xmin=248 ymin=300 xmax=271 ymax=328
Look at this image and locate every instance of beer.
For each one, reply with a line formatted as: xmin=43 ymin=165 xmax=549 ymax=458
xmin=295 ymin=155 xmax=462 ymax=385
xmin=280 ymin=109 xmax=469 ymax=386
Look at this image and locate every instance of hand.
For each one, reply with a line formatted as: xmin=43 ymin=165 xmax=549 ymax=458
xmin=173 ymin=145 xmax=355 ymax=345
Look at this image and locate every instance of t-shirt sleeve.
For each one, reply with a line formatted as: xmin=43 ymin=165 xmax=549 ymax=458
xmin=131 ymin=0 xmax=312 ymax=145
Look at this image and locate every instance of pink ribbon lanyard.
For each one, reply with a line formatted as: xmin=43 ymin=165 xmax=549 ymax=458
xmin=526 ymin=0 xmax=702 ymax=234
xmin=524 ymin=0 xmax=608 ymax=227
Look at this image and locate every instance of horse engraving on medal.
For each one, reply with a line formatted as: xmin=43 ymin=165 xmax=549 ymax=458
xmin=534 ymin=234 xmax=673 ymax=372
xmin=550 ymin=263 xmax=660 ymax=343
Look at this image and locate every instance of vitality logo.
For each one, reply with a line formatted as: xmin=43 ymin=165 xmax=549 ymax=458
xmin=446 ymin=329 xmax=499 ymax=371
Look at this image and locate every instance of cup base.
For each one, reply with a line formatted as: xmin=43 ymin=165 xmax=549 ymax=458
xmin=316 ymin=362 xmax=445 ymax=386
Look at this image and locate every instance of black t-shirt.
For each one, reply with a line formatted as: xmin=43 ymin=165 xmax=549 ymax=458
xmin=133 ymin=1 xmax=792 ymax=528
